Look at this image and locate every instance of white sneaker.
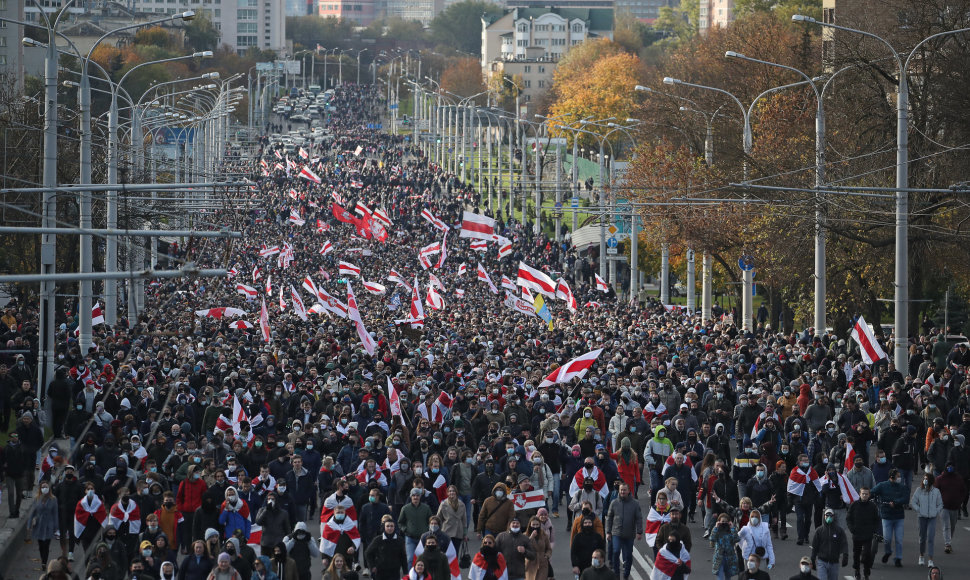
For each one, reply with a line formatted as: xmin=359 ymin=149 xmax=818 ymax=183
xmin=928 ymin=559 xmax=935 ymax=568
xmin=918 ymin=556 xmax=925 ymax=566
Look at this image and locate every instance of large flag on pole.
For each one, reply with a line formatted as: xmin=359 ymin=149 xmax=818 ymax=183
xmin=538 ymin=348 xmax=603 ymax=388
xmin=259 ymin=297 xmax=270 ymax=343
xmin=346 ymin=282 xmax=376 ymax=355
xmin=850 ymin=315 xmax=887 ymax=364
xmin=459 ymin=211 xmax=496 ymax=241
xmin=517 ymin=261 xmax=556 ymax=297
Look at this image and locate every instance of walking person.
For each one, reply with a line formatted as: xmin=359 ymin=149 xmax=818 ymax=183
xmin=871 ymin=468 xmax=908 ymax=567
xmin=846 ymin=487 xmax=880 ymax=580
xmin=28 ymin=481 xmax=60 ymax=570
xmin=3 ymin=431 xmax=30 ymax=518
xmin=933 ymin=461 xmax=966 ymax=553
xmin=739 ymin=509 xmax=775 ymax=572
xmin=810 ymin=508 xmax=849 ymax=580
xmin=604 ymin=483 xmax=642 ymax=580
xmin=911 ymin=470 xmax=943 ymax=567
xmin=709 ymin=512 xmax=740 ymax=580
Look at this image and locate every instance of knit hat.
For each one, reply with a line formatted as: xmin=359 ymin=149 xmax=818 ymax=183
xmin=776 ymin=460 xmax=786 ymax=470
xmin=218 ymin=552 xmax=231 ymax=563
xmin=205 ymin=528 xmax=219 ymax=541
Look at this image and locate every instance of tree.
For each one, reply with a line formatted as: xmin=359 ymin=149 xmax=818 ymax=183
xmin=654 ymin=0 xmax=699 ymax=45
xmin=548 ymin=50 xmax=647 ymax=147
xmin=185 ymin=15 xmax=220 ymax=52
xmin=134 ymin=27 xmax=173 ymax=49
xmin=440 ymin=57 xmax=486 ymax=101
xmin=431 ymin=0 xmax=504 ymax=56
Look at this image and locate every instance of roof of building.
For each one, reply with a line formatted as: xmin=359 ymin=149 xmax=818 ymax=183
xmin=512 ymin=7 xmax=614 ymax=30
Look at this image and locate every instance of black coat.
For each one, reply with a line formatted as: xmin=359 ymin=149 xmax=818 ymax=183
xmin=365 ymin=533 xmax=408 ymax=580
xmin=2 ymin=442 xmax=30 ymax=477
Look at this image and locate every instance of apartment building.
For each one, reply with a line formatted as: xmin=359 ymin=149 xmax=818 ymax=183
xmin=134 ymin=0 xmax=286 ymax=55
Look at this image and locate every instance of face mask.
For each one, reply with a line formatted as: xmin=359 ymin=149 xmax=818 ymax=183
xmin=895 ymin=477 xmax=902 ymax=484
xmin=429 ymin=525 xmax=440 ymax=533
xmin=747 ymin=561 xmax=757 ymax=572
xmin=278 ymin=486 xmax=286 ymax=493
xmin=584 ymin=412 xmax=592 ymax=418
xmin=369 ymin=496 xmax=378 ymax=503
xmin=825 ymin=516 xmax=833 ymax=524
xmin=87 ymin=490 xmax=95 ymax=499
xmin=510 ymin=526 xmax=520 ymax=534
xmin=800 ymin=462 xmax=810 ymax=469
xmin=142 ymin=549 xmax=153 ymax=557
xmin=756 ymin=470 xmax=765 ymax=479
xmin=495 ymin=490 xmax=504 ymax=499
xmin=750 ymin=517 xmax=760 ymax=526
xmin=591 ymin=558 xmax=601 ymax=568
xmin=878 ymin=457 xmax=886 ymax=463
xmin=335 ymin=514 xmax=345 ymax=522
xmin=466 ymin=458 xmax=475 ymax=465
xmin=800 ymin=564 xmax=810 ymax=574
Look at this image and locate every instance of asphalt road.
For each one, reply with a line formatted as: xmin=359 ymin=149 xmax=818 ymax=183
xmin=7 ymin=488 xmax=963 ymax=580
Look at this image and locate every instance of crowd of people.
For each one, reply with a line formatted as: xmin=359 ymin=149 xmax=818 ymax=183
xmin=0 ymin=84 xmax=966 ymax=580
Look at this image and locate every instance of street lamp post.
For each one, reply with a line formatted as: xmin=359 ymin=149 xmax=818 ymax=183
xmin=81 ymin=10 xmax=196 ymax=327
xmin=662 ymin=75 xmax=816 ymax=331
xmin=357 ymin=48 xmax=368 ymax=84
xmin=793 ymin=14 xmax=970 ymax=365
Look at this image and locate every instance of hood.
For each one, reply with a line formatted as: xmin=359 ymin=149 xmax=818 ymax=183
xmin=653 ymin=425 xmax=668 ymax=438
xmin=582 ymin=406 xmax=594 ymax=416
xmin=491 ymin=482 xmax=509 ymax=495
xmin=258 ymin=555 xmax=274 ymax=571
xmin=226 ymin=537 xmax=241 ymax=554
xmin=294 ymin=521 xmax=308 ymax=533
xmin=799 ymin=384 xmax=811 ymax=396
xmin=225 ymin=485 xmax=239 ymax=499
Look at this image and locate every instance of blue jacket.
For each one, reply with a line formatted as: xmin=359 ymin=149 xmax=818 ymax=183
xmin=870 ymin=480 xmax=908 ymax=520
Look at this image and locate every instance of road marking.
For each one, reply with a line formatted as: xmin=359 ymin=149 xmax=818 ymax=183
xmin=633 ymin=547 xmax=654 ymax=575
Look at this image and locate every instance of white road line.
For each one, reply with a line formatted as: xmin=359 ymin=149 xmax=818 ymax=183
xmin=633 ymin=547 xmax=654 ymax=574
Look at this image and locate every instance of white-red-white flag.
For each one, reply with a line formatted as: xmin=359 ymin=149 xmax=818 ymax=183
xmin=457 ymin=263 xmax=467 ymax=276
xmin=421 ymin=208 xmax=449 ymax=232
xmin=363 ymin=281 xmax=387 ymax=295
xmin=459 ymin=211 xmax=495 ymax=241
xmin=501 ymin=275 xmax=517 ymax=292
xmin=259 ymin=297 xmax=270 ymax=342
xmin=288 ymin=209 xmax=306 ymax=226
xmin=339 ymin=261 xmax=361 ymax=277
xmin=595 ymin=274 xmax=609 ymax=292
xmin=299 ymin=166 xmax=322 ymax=184
xmin=259 ymin=245 xmax=280 ymax=258
xmin=319 ymin=241 xmax=333 ymax=255
xmin=194 ymin=307 xmax=246 ymax=319
xmin=265 ymin=274 xmax=272 ymax=295
xmin=470 ymin=239 xmax=487 ymax=252
xmin=290 ymin=285 xmax=308 ymax=321
xmin=387 ymin=377 xmax=401 ymax=417
xmin=850 ymin=315 xmax=887 ymax=364
xmin=556 ymin=278 xmax=578 ymax=313
xmin=517 ymin=261 xmax=556 ymax=297
xmin=346 ymin=282 xmax=376 ymax=355
xmin=91 ymin=302 xmax=105 ymax=326
xmin=426 ymin=285 xmax=445 ymax=310
xmin=410 ymin=276 xmax=425 ymax=326
xmin=477 ymin=263 xmax=498 ymax=294
xmin=236 ymin=284 xmax=258 ymax=299
xmin=373 ymin=208 xmax=393 ymax=228
xmin=538 ymin=348 xmax=603 ymax=388
xmin=228 ymin=320 xmax=253 ymax=330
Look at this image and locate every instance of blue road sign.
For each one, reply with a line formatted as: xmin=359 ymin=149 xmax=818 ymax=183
xmin=606 ymin=237 xmax=619 ymax=249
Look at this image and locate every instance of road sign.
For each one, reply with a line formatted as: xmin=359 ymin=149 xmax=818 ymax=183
xmin=607 ymin=248 xmax=618 ymax=255
xmin=739 ymin=254 xmax=755 ymax=271
xmin=606 ymin=237 xmax=619 ymax=249
xmin=571 ymin=197 xmax=579 ymax=208
xmin=607 ymin=255 xmax=627 ymax=260
xmin=607 ymin=224 xmax=618 ymax=236
xmin=554 ymin=202 xmax=563 ymax=209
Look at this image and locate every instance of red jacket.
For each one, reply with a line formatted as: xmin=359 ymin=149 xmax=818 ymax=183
xmin=176 ymin=477 xmax=208 ymax=513
xmin=611 ymin=451 xmax=641 ymax=490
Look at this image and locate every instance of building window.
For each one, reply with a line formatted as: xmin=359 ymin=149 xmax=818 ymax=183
xmin=538 ymin=80 xmax=545 ymax=88
xmin=518 ymin=24 xmax=528 ymax=32
xmin=822 ymin=7 xmax=834 ymax=23
xmin=238 ymin=22 xmax=257 ymax=33
xmin=0 ymin=37 xmax=5 ymax=47
xmin=239 ymin=8 xmax=257 ymax=19
xmin=524 ymin=79 xmax=531 ymax=88
xmin=237 ymin=35 xmax=258 ymax=47
xmin=517 ymin=39 xmax=527 ymax=47
xmin=572 ymin=23 xmax=582 ymax=32
xmin=0 ymin=55 xmax=6 ymax=65
xmin=538 ymin=66 xmax=545 ymax=73
xmin=524 ymin=65 xmax=531 ymax=73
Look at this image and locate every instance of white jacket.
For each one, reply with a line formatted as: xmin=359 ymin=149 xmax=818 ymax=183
xmin=911 ymin=486 xmax=943 ymax=519
xmin=739 ymin=521 xmax=775 ymax=568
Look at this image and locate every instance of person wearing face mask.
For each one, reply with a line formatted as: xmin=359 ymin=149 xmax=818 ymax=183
xmin=789 ymin=454 xmax=822 ymax=546
xmin=477 ymin=482 xmax=515 ymax=540
xmin=218 ymin=486 xmax=251 ymax=540
xmin=650 ymin=532 xmax=691 ymax=580
xmin=75 ymin=483 xmax=107 ymax=551
xmin=709 ymin=513 xmax=740 ymax=580
xmin=789 ymin=556 xmax=820 ymax=580
xmin=733 ymin=437 xmax=761 ymax=501
xmin=809 ymin=508 xmax=849 ymax=580
xmin=574 ymin=407 xmax=599 ymax=443
xmin=256 ymin=491 xmax=291 ymax=557
xmin=399 ymin=488 xmax=434 ymax=563
xmin=496 ymin=518 xmax=536 ymax=580
xmin=934 ymin=460 xmax=966 ymax=553
xmin=705 ymin=423 xmax=733 ymax=465
xmin=926 ymin=427 xmax=953 ymax=477
xmin=870 ymin=467 xmax=908 ymax=569
xmin=28 ymin=480 xmax=59 ymax=570
xmin=738 ymin=554 xmax=770 ymax=580
xmin=739 ymin=509 xmax=775 ymax=572
xmin=911 ymin=470 xmax=943 ymax=567
xmin=321 ymin=504 xmax=361 ymax=567
xmin=645 ymin=426 xmax=673 ymax=495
